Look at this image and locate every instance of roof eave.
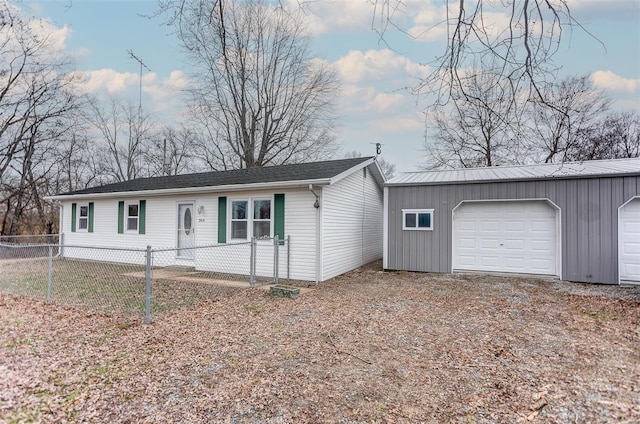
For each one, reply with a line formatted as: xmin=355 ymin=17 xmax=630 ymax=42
xmin=44 ymin=178 xmax=332 ymax=201
xmin=385 ymin=171 xmax=640 ymax=187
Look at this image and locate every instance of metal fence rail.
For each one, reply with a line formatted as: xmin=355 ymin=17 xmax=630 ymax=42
xmin=0 ymin=235 xmax=290 ymax=323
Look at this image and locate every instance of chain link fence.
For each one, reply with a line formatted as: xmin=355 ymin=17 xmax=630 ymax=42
xmin=0 ymin=235 xmax=290 ymax=323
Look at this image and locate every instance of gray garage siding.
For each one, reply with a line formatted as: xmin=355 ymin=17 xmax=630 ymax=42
xmin=386 ymin=175 xmax=640 ymax=284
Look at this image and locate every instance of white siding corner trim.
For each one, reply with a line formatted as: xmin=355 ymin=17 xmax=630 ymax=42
xmin=383 ymin=186 xmax=389 ymax=269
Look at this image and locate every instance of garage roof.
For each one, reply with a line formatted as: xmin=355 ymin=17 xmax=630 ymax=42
xmin=387 ymin=157 xmax=640 ymax=186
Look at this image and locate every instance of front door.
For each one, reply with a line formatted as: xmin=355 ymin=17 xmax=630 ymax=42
xmin=177 ymin=203 xmax=195 ymax=259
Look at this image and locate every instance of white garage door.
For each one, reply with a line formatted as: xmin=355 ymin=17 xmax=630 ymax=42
xmin=453 ymin=201 xmax=558 ymax=276
xmin=619 ymin=198 xmax=640 ymax=284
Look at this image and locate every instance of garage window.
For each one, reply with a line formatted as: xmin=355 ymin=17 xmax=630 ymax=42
xmin=402 ymin=209 xmax=434 ymax=230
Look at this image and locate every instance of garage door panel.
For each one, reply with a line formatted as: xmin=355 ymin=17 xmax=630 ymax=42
xmin=623 ymin=221 xmax=640 ymax=233
xmin=505 ymin=221 xmax=524 ymax=232
xmin=504 ymin=257 xmax=525 ymax=269
xmin=530 ymin=220 xmax=555 ymax=231
xmin=480 ymin=256 xmax=500 ymax=267
xmin=457 ymin=255 xmax=476 ymax=266
xmin=481 ymin=221 xmax=499 ymax=232
xmin=531 ymin=240 xmax=552 ymax=251
xmin=504 ymin=239 xmax=524 ymax=250
xmin=458 ymin=220 xmax=476 ymax=232
xmin=531 ymin=258 xmax=553 ymax=271
xmin=481 ymin=238 xmax=500 ymax=249
xmin=453 ymin=201 xmax=557 ymax=276
xmin=623 ymin=242 xmax=640 ymax=254
xmin=458 ymin=238 xmax=476 ymax=249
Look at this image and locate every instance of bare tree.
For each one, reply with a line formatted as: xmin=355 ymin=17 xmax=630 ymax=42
xmin=145 ymin=124 xmax=202 ymax=176
xmin=160 ymin=0 xmax=340 ymax=170
xmin=344 ymin=150 xmax=396 ymax=179
xmin=87 ymin=96 xmax=153 ymax=182
xmin=567 ymin=112 xmax=640 ymax=161
xmin=0 ymin=2 xmax=81 ymax=234
xmin=368 ymin=1 xmax=588 ymax=111
xmin=527 ymin=75 xmax=610 ymax=163
xmin=423 ymin=70 xmax=520 ymax=169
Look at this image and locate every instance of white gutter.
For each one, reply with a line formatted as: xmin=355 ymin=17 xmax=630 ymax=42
xmin=44 ymin=178 xmax=332 ymax=201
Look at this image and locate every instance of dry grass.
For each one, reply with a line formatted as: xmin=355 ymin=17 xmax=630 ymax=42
xmin=1 ymin=262 xmax=639 ymax=423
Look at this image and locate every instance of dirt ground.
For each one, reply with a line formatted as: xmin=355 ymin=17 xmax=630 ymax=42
xmin=1 ymin=262 xmax=639 ymax=423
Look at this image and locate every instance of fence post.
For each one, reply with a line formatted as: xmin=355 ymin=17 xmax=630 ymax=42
xmin=250 ymin=237 xmax=256 ymax=288
xmin=47 ymin=245 xmax=53 ymax=301
xmin=274 ymin=235 xmax=279 ymax=285
xmin=287 ymin=235 xmax=290 ymax=281
xmin=145 ymin=245 xmax=152 ymax=324
xmin=59 ymin=232 xmax=64 ymax=258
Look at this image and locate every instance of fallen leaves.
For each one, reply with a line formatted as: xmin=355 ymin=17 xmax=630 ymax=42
xmin=1 ymin=264 xmax=639 ymax=423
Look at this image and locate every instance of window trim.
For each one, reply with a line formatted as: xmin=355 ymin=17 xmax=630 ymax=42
xmin=228 ymin=196 xmax=273 ymax=241
xmin=402 ymin=209 xmax=434 ymax=231
xmin=77 ymin=203 xmax=89 ymax=232
xmin=125 ymin=201 xmax=139 ymax=233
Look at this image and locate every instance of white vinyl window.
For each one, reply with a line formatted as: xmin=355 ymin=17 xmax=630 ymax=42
xmin=78 ymin=205 xmax=89 ymax=231
xmin=230 ymin=198 xmax=272 ymax=240
xmin=402 ymin=209 xmax=434 ymax=231
xmin=231 ymin=200 xmax=248 ymax=239
xmin=253 ymin=199 xmax=271 ymax=239
xmin=127 ymin=203 xmax=139 ymax=232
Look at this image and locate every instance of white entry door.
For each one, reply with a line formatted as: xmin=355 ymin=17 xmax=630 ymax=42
xmin=453 ymin=200 xmax=558 ymax=276
xmin=619 ymin=198 xmax=640 ymax=284
xmin=177 ymin=203 xmax=195 ymax=259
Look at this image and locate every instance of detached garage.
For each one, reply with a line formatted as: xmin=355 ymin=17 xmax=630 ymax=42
xmin=383 ymin=158 xmax=640 ymax=285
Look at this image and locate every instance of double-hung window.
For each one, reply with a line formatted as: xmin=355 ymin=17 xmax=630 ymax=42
xmin=253 ymin=199 xmax=271 ymax=239
xmin=127 ymin=203 xmax=139 ymax=232
xmin=231 ymin=200 xmax=248 ymax=239
xmin=78 ymin=205 xmax=89 ymax=231
xmin=230 ymin=198 xmax=272 ymax=240
xmin=402 ymin=209 xmax=434 ymax=231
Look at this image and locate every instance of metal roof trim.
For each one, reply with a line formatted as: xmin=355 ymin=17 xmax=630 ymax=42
xmin=386 ymin=158 xmax=640 ymax=186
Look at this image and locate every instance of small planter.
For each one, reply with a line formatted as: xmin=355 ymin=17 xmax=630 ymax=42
xmin=270 ymin=284 xmax=300 ymax=298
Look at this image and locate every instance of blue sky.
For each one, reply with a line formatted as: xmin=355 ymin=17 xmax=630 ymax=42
xmin=19 ymin=0 xmax=640 ymax=171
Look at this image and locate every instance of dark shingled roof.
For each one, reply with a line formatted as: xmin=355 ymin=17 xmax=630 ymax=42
xmin=60 ymin=157 xmax=373 ymax=196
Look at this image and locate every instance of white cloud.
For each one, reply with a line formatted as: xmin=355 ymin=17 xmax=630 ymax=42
xmin=143 ymin=71 xmax=191 ymax=101
xmin=0 ymin=2 xmax=73 ymax=55
xmin=341 ymin=85 xmax=405 ymax=114
xmin=73 ymin=69 xmax=140 ymax=94
xmin=334 ymin=49 xmax=429 ymax=85
xmin=565 ymin=0 xmax=639 ymax=21
xmin=71 ymin=68 xmax=191 ymax=116
xmin=591 ymin=70 xmax=640 ymax=93
xmin=286 ymin=0 xmax=375 ymax=35
xmin=374 ymin=115 xmax=425 ymax=133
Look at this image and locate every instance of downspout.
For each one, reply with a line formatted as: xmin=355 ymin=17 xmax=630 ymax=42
xmin=309 ymin=184 xmax=321 ymax=283
xmin=57 ymin=201 xmax=64 ymax=258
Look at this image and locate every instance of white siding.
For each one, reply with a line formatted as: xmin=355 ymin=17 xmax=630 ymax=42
xmin=60 ymin=188 xmax=319 ymax=281
xmin=321 ymin=167 xmax=384 ymax=281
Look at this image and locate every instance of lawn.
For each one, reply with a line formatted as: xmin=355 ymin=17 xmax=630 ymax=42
xmin=1 ymin=263 xmax=639 ymax=423
xmin=0 ymin=257 xmax=245 ymax=316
